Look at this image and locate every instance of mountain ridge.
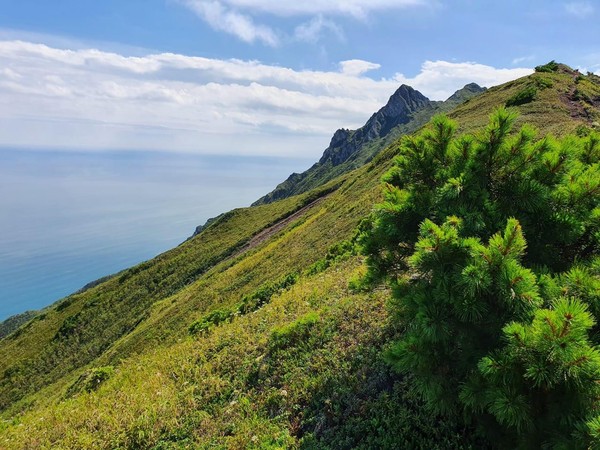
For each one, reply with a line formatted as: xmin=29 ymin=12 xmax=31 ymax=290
xmin=252 ymin=82 xmax=485 ymax=205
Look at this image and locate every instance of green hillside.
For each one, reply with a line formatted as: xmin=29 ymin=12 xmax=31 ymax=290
xmin=1 ymin=64 xmax=599 ymax=449
xmin=0 ymin=311 xmax=38 ymax=340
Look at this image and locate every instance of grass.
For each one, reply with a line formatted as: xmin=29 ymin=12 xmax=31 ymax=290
xmin=449 ymin=70 xmax=595 ymax=136
xmin=0 ymin=186 xmax=339 ymax=413
xmin=0 ymin=259 xmax=487 ymax=449
xmin=0 ymin=311 xmax=39 ymax=340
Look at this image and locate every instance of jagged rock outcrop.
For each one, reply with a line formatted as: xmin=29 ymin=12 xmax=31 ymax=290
xmin=252 ymin=83 xmax=485 ymax=206
xmin=319 ymin=85 xmax=431 ymax=167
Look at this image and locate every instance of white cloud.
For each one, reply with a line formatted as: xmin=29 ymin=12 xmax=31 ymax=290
xmin=576 ymin=52 xmax=600 ymax=75
xmin=192 ymin=0 xmax=434 ymax=18
xmin=564 ymin=1 xmax=595 ymax=18
xmin=0 ymin=40 xmax=531 ymax=157
xmin=339 ymin=59 xmax=381 ymax=76
xmin=0 ymin=67 xmax=21 ymax=80
xmin=393 ymin=60 xmax=533 ymax=101
xmin=294 ymin=15 xmax=344 ymax=43
xmin=179 ymin=0 xmax=436 ymax=44
xmin=180 ymin=1 xmax=279 ymax=46
xmin=511 ymin=55 xmax=535 ymax=65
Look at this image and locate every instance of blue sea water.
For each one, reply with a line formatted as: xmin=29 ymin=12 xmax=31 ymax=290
xmin=0 ymin=148 xmax=310 ymax=321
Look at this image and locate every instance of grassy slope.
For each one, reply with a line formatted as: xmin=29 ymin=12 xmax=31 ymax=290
xmin=0 ymin=192 xmax=330 ymax=412
xmin=1 ymin=68 xmax=599 ymax=449
xmin=0 ymin=311 xmax=38 ymax=340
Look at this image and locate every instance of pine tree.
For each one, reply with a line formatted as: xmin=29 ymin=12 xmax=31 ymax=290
xmin=362 ymin=109 xmax=600 ymax=448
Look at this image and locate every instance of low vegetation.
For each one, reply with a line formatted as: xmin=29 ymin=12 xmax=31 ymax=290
xmin=505 ymin=85 xmax=538 ymax=106
xmin=0 ymin=311 xmax=38 ymax=340
xmin=535 ymin=60 xmax=559 ymax=73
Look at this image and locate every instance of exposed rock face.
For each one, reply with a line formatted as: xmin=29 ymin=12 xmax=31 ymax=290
xmin=318 ymin=85 xmax=431 ymax=167
xmin=252 ymin=83 xmax=485 ymax=206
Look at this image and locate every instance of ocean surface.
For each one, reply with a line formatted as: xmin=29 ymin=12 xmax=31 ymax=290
xmin=0 ymin=148 xmax=311 ymax=321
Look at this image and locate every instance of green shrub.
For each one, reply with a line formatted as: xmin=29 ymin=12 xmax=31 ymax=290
xmin=55 ymin=297 xmax=74 ymax=312
xmin=505 ymin=85 xmax=537 ymax=106
xmin=237 ymin=273 xmax=298 ymax=314
xmin=576 ymin=124 xmax=592 ymax=137
xmin=188 ymin=309 xmax=234 ymax=335
xmin=67 ymin=366 xmax=114 ymax=396
xmin=269 ymin=312 xmax=319 ymax=351
xmin=574 ymin=87 xmax=592 ymax=103
xmin=53 ymin=313 xmax=81 ymax=340
xmin=306 ymin=237 xmax=358 ymax=275
xmin=534 ymin=76 xmax=553 ymax=89
xmin=189 ymin=273 xmax=300 ymax=337
xmin=363 ymin=110 xmax=600 ymax=448
xmin=535 ymin=60 xmax=559 ymax=73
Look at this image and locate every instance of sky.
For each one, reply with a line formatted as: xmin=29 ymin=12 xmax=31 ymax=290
xmin=0 ymin=0 xmax=598 ymax=158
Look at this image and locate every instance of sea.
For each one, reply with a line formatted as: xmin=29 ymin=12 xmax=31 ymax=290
xmin=0 ymin=148 xmax=311 ymax=321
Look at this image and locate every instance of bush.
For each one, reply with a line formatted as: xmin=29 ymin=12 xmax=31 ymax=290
xmin=55 ymin=297 xmax=74 ymax=312
xmin=505 ymin=85 xmax=537 ymax=106
xmin=535 ymin=60 xmax=559 ymax=73
xmin=306 ymin=236 xmax=358 ymax=275
xmin=66 ymin=366 xmax=114 ymax=396
xmin=53 ymin=313 xmax=81 ymax=340
xmin=269 ymin=312 xmax=319 ymax=351
xmin=574 ymin=87 xmax=593 ymax=103
xmin=189 ymin=273 xmax=299 ymax=336
xmin=363 ymin=110 xmax=600 ymax=448
xmin=237 ymin=273 xmax=298 ymax=314
xmin=576 ymin=124 xmax=592 ymax=137
xmin=188 ymin=309 xmax=233 ymax=335
xmin=534 ymin=76 xmax=553 ymax=89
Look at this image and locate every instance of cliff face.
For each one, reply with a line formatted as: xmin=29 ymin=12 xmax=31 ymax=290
xmin=319 ymin=85 xmax=431 ymax=166
xmin=253 ymin=83 xmax=485 ymax=205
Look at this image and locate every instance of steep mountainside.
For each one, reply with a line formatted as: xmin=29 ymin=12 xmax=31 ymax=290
xmin=1 ymin=66 xmax=599 ymax=449
xmin=253 ymin=82 xmax=486 ymax=205
xmin=0 ymin=311 xmax=38 ymax=340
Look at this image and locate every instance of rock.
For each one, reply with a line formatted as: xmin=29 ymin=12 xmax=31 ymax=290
xmin=318 ymin=84 xmax=431 ymax=167
xmin=250 ymin=82 xmax=486 ymax=206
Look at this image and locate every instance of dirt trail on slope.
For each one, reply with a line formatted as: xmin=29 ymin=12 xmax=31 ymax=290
xmin=232 ymin=195 xmax=330 ymax=258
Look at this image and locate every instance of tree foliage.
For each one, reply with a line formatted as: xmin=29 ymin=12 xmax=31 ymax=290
xmin=535 ymin=60 xmax=560 ymax=73
xmin=362 ymin=109 xmax=600 ymax=448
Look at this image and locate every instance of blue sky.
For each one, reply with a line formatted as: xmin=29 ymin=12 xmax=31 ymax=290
xmin=0 ymin=0 xmax=598 ymax=158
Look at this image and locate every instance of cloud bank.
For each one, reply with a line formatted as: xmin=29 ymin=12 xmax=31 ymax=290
xmin=0 ymin=40 xmax=532 ymax=157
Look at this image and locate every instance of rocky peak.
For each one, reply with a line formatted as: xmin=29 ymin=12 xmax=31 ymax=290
xmin=381 ymin=84 xmax=431 ymax=118
xmin=253 ymin=80 xmax=487 ymax=206
xmin=360 ymin=84 xmax=431 ymax=141
xmin=317 ymin=85 xmax=432 ymax=166
xmin=329 ymin=128 xmax=352 ymax=148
